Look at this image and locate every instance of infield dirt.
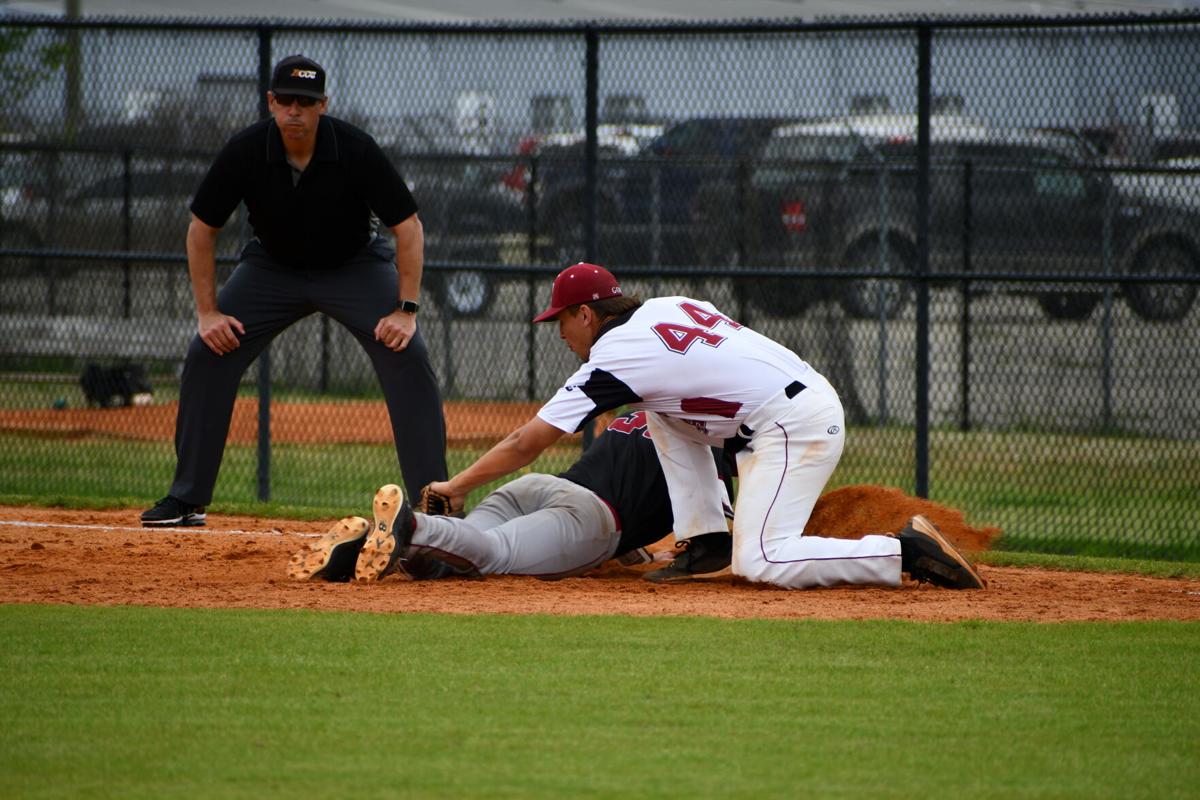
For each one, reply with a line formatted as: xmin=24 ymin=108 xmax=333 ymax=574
xmin=2 ymin=497 xmax=1197 ymax=622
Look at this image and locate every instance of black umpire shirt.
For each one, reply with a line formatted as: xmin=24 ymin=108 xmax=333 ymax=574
xmin=190 ymin=115 xmax=418 ymax=269
xmin=560 ymin=411 xmax=734 ymax=556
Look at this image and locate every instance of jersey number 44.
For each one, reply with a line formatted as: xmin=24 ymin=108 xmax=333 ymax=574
xmin=651 ymin=302 xmax=742 ymax=355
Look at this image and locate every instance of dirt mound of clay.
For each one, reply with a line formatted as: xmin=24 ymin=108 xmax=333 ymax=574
xmin=807 ymin=485 xmax=1000 ymax=551
xmin=2 ymin=496 xmax=1196 ymax=622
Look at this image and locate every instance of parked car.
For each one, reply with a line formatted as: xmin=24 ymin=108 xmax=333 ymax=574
xmin=693 ymin=113 xmax=993 ymax=317
xmin=695 ymin=113 xmax=1200 ymax=321
xmin=398 ymin=153 xmax=526 ymax=317
xmin=0 ymin=149 xmax=237 ymax=278
xmin=0 ymin=145 xmax=526 ymax=319
xmin=523 ymin=116 xmax=797 ymax=269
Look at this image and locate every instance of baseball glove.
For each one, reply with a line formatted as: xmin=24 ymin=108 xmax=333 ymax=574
xmin=418 ymin=483 xmax=455 ymax=516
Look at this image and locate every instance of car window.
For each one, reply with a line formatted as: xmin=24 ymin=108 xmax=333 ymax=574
xmin=965 ymin=145 xmax=1086 ymax=199
xmin=762 ymin=134 xmax=860 ymax=164
xmin=1154 ymin=139 xmax=1200 ymax=161
xmin=732 ymin=120 xmax=789 ymax=155
xmin=648 ymin=121 xmax=722 ymax=156
xmin=1013 ymin=147 xmax=1086 ymax=198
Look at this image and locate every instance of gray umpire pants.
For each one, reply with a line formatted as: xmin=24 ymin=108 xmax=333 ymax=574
xmin=168 ymin=237 xmax=447 ymax=506
xmin=411 ymin=474 xmax=620 ymax=579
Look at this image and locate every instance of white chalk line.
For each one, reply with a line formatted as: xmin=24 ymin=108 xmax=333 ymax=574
xmin=0 ymin=519 xmax=321 ymax=538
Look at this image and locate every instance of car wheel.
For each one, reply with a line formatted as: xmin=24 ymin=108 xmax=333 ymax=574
xmin=1037 ymin=291 xmax=1101 ymax=321
xmin=1125 ymin=240 xmax=1198 ymax=322
xmin=434 ymin=245 xmax=496 ymax=318
xmin=840 ymin=235 xmax=913 ymax=320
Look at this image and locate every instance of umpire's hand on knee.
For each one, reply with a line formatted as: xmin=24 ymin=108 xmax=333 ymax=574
xmin=198 ymin=310 xmax=245 ymax=355
xmin=375 ymin=310 xmax=416 ymax=352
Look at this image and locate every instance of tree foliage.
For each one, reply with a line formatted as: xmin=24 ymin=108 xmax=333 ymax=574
xmin=0 ymin=27 xmax=68 ymax=121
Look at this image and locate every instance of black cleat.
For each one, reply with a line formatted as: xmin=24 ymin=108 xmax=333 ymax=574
xmin=643 ymin=531 xmax=732 ymax=583
xmin=898 ymin=515 xmax=985 ymax=589
xmin=141 ymin=496 xmax=206 ymax=528
xmin=286 ymin=516 xmax=370 ymax=582
xmin=354 ymin=484 xmax=417 ymax=582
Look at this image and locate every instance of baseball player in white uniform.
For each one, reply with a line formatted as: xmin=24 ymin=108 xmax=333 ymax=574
xmin=423 ymin=263 xmax=983 ymax=590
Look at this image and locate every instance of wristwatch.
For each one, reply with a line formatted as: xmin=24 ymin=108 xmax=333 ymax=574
xmin=397 ymin=299 xmax=420 ymax=314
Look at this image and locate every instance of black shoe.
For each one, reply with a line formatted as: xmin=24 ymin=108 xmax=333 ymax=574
xmin=141 ymin=496 xmax=206 ymax=527
xmin=643 ymin=531 xmax=732 ymax=583
xmin=354 ymin=484 xmax=417 ymax=581
xmin=286 ymin=516 xmax=370 ymax=582
xmin=898 ymin=515 xmax=985 ymax=589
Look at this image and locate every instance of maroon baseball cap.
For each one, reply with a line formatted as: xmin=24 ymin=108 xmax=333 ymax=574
xmin=532 ymin=263 xmax=623 ymax=323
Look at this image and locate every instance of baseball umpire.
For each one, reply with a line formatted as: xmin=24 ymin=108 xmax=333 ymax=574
xmin=419 ymin=263 xmax=983 ymax=590
xmin=141 ymin=54 xmax=446 ymax=527
xmin=287 ymin=410 xmax=734 ymax=582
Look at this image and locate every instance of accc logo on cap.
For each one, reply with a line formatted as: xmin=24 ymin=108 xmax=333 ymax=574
xmin=292 ymin=69 xmax=318 ymax=79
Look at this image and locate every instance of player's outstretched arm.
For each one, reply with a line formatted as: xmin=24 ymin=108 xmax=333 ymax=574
xmin=427 ymin=417 xmax=565 ymax=508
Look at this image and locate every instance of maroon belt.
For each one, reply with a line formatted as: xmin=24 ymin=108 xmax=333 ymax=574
xmin=598 ymin=496 xmax=622 ymax=532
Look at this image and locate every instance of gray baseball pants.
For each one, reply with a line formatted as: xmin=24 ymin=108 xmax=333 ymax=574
xmin=411 ymin=474 xmax=620 ymax=579
xmin=168 ymin=237 xmax=447 ymax=506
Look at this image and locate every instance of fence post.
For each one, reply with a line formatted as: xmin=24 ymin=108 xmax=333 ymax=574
xmin=121 ymin=148 xmax=132 ymax=320
xmin=1100 ymin=172 xmax=1115 ymax=432
xmin=914 ymin=25 xmax=932 ymax=499
xmin=526 ymin=154 xmax=540 ymax=402
xmin=959 ymin=159 xmax=973 ymax=432
xmin=581 ymin=26 xmax=599 ymax=450
xmin=256 ymin=27 xmax=272 ymax=502
xmin=876 ymin=162 xmax=890 ymax=425
xmin=319 ymin=315 xmax=330 ymax=394
xmin=584 ymin=27 xmax=599 ymax=265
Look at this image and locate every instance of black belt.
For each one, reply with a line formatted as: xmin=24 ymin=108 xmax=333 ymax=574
xmin=785 ymin=380 xmax=806 ymax=399
xmin=724 ymin=381 xmax=806 ymax=455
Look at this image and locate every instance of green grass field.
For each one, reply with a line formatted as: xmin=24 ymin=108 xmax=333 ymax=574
xmin=1 ymin=605 xmax=1197 ymax=799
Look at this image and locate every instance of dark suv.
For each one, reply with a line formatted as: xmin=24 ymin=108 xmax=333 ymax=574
xmin=530 ymin=116 xmax=796 ymax=269
xmin=694 ymin=113 xmax=1200 ymax=321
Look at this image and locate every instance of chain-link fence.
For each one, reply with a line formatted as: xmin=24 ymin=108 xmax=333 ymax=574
xmin=1 ymin=14 xmax=1197 ymax=559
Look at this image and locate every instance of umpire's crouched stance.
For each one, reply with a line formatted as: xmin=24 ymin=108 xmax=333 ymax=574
xmin=142 ymin=55 xmax=447 ymax=527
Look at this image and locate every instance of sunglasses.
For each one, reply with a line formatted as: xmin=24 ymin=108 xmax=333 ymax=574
xmin=272 ymin=93 xmax=320 ymax=108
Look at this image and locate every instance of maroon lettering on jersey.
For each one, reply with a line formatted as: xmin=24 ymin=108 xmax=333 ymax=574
xmin=652 ymin=301 xmax=744 ymax=354
xmin=651 ymin=322 xmax=725 ymax=354
xmin=679 ymin=301 xmax=742 ymax=330
xmin=681 ymin=396 xmax=743 ymax=419
xmin=607 ymin=411 xmax=652 ymax=438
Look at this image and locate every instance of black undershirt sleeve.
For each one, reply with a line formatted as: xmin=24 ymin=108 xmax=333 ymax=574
xmin=575 ymin=369 xmax=642 ymax=433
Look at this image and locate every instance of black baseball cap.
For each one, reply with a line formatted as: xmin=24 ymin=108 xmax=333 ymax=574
xmin=270 ymin=55 xmax=326 ymax=99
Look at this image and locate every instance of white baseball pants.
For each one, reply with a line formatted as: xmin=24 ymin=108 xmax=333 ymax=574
xmin=650 ymin=378 xmax=902 ymax=589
